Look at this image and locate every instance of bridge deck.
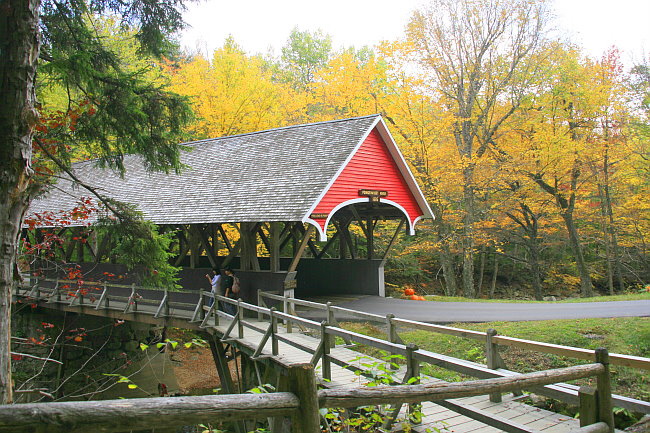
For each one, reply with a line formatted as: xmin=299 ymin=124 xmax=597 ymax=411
xmin=14 ymin=283 xmax=595 ymax=433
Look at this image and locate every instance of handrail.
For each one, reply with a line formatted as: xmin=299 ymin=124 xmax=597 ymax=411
xmin=0 ymin=361 xmax=615 ymax=433
xmin=318 ymin=363 xmax=605 ymax=407
xmin=258 ymin=291 xmax=650 ymax=371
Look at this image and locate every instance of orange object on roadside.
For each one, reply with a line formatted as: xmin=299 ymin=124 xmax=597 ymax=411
xmin=404 ymin=288 xmax=415 ymax=296
xmin=409 ymin=294 xmax=419 ymax=300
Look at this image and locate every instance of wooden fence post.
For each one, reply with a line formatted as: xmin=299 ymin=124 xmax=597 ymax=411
xmin=284 ymin=296 xmax=292 ymax=334
xmin=320 ymin=321 xmax=331 ymax=381
xmin=406 ymin=343 xmax=421 ymax=424
xmin=386 ymin=313 xmax=401 ymax=370
xmin=486 ymin=328 xmax=503 ymax=403
xmin=579 ymin=386 xmax=599 ymax=427
xmin=270 ymin=308 xmax=279 ymax=356
xmin=257 ymin=290 xmax=263 ymax=321
xmin=287 ymin=364 xmax=320 ymax=433
xmin=326 ymin=302 xmax=336 ymax=349
xmin=237 ymin=299 xmax=244 ymax=338
xmin=595 ymin=348 xmax=615 ymax=433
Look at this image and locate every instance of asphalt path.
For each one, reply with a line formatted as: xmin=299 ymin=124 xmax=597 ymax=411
xmin=319 ymin=296 xmax=650 ymax=324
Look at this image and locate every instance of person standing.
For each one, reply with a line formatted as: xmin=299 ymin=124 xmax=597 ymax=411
xmin=221 ymin=268 xmax=238 ymax=315
xmin=205 ymin=268 xmax=220 ymax=307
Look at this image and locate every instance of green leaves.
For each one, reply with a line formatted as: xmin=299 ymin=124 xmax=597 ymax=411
xmin=103 ymin=373 xmax=139 ymax=390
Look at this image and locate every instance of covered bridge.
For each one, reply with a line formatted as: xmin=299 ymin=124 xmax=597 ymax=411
xmin=27 ymin=114 xmax=433 ymax=299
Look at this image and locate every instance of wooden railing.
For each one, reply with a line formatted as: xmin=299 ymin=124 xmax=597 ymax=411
xmin=258 ymin=291 xmax=650 ymax=414
xmin=12 ymin=278 xmax=649 ymax=428
xmin=0 ymin=361 xmax=615 ymax=433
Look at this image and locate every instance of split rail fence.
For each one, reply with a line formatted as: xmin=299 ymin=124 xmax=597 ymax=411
xmin=0 ymin=359 xmax=616 ymax=433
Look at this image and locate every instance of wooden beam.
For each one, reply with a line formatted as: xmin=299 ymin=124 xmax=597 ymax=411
xmin=288 ymin=225 xmax=315 ymax=274
xmin=194 ymin=225 xmax=218 ymax=268
xmin=257 ymin=224 xmax=271 ymax=254
xmin=338 ymin=220 xmax=356 ymax=260
xmin=221 ymin=240 xmax=242 ymax=268
xmin=240 ymin=223 xmax=261 ymax=271
xmin=294 ymin=223 xmax=320 ymax=257
xmin=173 ymin=229 xmax=191 ymax=267
xmin=381 ymin=218 xmax=406 ymax=266
xmin=316 ymin=230 xmax=339 ymax=259
xmin=279 ymin=222 xmax=295 ymax=251
xmin=349 ymin=204 xmax=370 ymax=238
xmin=189 ymin=225 xmax=202 ymax=268
xmin=217 ymin=224 xmax=233 ymax=251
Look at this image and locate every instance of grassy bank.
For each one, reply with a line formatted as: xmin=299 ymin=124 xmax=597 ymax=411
xmin=342 ymin=317 xmax=650 ymax=403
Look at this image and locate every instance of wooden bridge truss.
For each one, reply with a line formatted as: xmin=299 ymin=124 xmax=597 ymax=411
xmin=8 ymin=277 xmax=650 ymax=433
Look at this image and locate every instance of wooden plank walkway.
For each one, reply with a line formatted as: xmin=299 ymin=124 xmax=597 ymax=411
xmin=12 ymin=283 xmax=616 ymax=433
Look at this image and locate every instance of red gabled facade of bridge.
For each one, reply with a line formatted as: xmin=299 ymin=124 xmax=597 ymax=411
xmin=307 ymin=125 xmax=429 ymax=240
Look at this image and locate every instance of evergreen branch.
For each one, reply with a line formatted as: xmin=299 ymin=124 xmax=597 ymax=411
xmin=33 ymin=138 xmax=125 ymax=221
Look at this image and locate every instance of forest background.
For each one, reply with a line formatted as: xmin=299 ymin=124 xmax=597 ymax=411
xmin=17 ymin=0 xmax=650 ymax=303
xmin=157 ymin=3 xmax=648 ymax=301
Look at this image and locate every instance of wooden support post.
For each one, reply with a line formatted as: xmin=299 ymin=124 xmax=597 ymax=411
xmin=270 ymin=308 xmax=279 ymax=356
xmin=320 ymin=321 xmax=331 ymax=381
xmin=237 ymin=299 xmax=244 ymax=339
xmin=284 ymin=295 xmax=292 ymax=334
xmin=270 ymin=222 xmax=281 ymax=272
xmin=206 ymin=335 xmax=235 ymax=394
xmin=486 ymin=328 xmax=503 ymax=403
xmin=95 ymin=283 xmax=108 ymax=310
xmin=385 ymin=342 xmax=420 ymax=430
xmin=206 ymin=335 xmax=244 ymax=433
xmin=325 ymin=302 xmax=336 ymax=349
xmin=191 ymin=290 xmax=205 ymax=322
xmin=386 ymin=314 xmax=402 ymax=370
xmin=405 ymin=342 xmax=421 ymax=422
xmin=366 ymin=216 xmax=374 ymax=259
xmin=595 ymin=348 xmax=615 ymax=433
xmin=287 ymin=364 xmax=321 ymax=433
xmin=579 ymin=386 xmax=599 ymax=427
xmin=155 ymin=288 xmax=170 ymax=318
xmin=257 ymin=290 xmax=264 ymax=321
xmin=189 ymin=225 xmax=201 ymax=269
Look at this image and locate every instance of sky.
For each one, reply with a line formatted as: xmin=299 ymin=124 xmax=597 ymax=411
xmin=179 ymin=0 xmax=649 ymax=66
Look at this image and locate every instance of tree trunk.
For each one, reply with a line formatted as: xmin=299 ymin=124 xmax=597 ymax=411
xmin=477 ymin=247 xmax=486 ymax=298
xmin=597 ymin=184 xmax=615 ymax=295
xmin=529 ymin=238 xmax=543 ymax=301
xmin=0 ymin=0 xmax=40 ymax=404
xmin=439 ymin=243 xmax=458 ymax=296
xmin=561 ymin=212 xmax=593 ymax=297
xmin=489 ymin=255 xmax=499 ymax=299
xmin=461 ymin=172 xmax=476 ymax=298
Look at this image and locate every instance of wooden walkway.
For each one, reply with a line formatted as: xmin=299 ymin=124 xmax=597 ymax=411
xmin=13 ymin=279 xmax=640 ymax=433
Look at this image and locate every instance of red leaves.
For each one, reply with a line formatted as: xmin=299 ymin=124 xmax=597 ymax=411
xmin=11 ymin=354 xmax=23 ymax=362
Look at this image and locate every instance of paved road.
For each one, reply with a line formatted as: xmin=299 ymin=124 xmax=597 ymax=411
xmin=322 ymin=296 xmax=650 ymax=323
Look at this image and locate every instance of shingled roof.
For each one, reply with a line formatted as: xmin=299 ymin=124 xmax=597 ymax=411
xmin=28 ymin=114 xmax=433 ymax=235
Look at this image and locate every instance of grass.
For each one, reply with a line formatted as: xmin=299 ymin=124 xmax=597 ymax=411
xmin=341 ymin=317 xmax=650 ymax=403
xmin=420 ymin=292 xmax=650 ymax=303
